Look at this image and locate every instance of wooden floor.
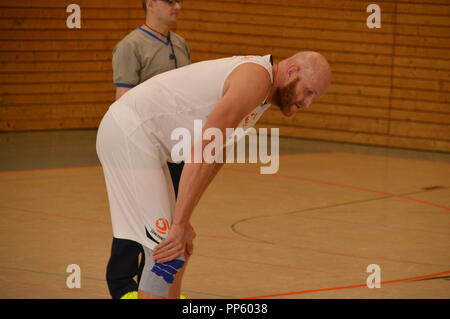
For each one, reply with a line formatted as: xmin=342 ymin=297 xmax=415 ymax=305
xmin=0 ymin=131 xmax=449 ymax=299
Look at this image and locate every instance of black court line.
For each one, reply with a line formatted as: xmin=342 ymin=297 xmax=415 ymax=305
xmin=230 ymin=187 xmax=450 ymax=267
xmin=413 ymin=275 xmax=450 ymax=282
xmin=0 ymin=266 xmax=235 ymax=299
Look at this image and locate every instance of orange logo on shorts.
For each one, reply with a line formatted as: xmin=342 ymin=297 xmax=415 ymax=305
xmin=155 ymin=218 xmax=170 ymax=235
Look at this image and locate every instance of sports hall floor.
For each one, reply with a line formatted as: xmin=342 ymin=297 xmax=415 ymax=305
xmin=0 ymin=129 xmax=449 ymax=299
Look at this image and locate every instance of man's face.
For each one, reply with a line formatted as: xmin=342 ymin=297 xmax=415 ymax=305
xmin=273 ymin=73 xmax=320 ymax=117
xmin=152 ymin=0 xmax=182 ymax=24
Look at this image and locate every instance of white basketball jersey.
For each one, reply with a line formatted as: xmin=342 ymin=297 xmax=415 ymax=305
xmin=108 ymin=55 xmax=274 ymax=162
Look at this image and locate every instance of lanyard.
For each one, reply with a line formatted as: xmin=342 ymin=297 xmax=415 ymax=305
xmin=168 ymin=33 xmax=178 ymax=69
xmin=142 ymin=24 xmax=178 ymax=69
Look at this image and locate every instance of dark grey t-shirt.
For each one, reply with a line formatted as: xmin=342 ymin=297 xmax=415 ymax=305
xmin=112 ymin=27 xmax=191 ymax=88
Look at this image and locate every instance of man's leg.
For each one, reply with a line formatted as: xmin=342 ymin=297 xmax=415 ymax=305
xmin=138 ymin=246 xmax=186 ymax=299
xmin=167 ymin=162 xmax=184 ymax=198
xmin=136 ymin=162 xmax=184 ymax=285
xmin=106 ymin=238 xmax=143 ymax=299
xmin=136 ymin=245 xmax=145 ymax=284
xmin=167 ymin=250 xmax=192 ymax=299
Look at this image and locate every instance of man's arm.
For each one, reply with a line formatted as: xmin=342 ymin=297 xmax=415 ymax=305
xmin=115 ymin=86 xmax=131 ymax=100
xmin=112 ymin=40 xmax=139 ymax=99
xmin=153 ymin=63 xmax=272 ymax=263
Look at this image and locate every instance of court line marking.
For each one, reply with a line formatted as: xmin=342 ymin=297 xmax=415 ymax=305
xmin=1 ymin=148 xmax=448 ymax=174
xmin=241 ymin=270 xmax=450 ymax=299
xmin=2 ymin=160 xmax=447 ymax=212
xmin=0 ymin=205 xmax=109 ymax=225
xmin=1 ymin=159 xmax=449 ymax=299
xmin=2 ymin=202 xmax=445 ymax=269
xmin=0 ymin=152 xmax=332 ymax=175
xmin=195 ymin=254 xmax=329 ymax=274
xmin=230 ymin=189 xmax=450 ymax=267
xmin=0 ymin=266 xmax=104 ymax=281
xmin=223 ymin=166 xmax=450 ymax=212
xmin=0 ymin=205 xmax=328 ymax=274
xmin=3 ymin=201 xmax=446 ymax=271
xmin=0 ymin=265 xmax=234 ymax=299
xmin=333 ymin=151 xmax=450 ymax=164
xmin=1 ymin=163 xmax=448 ymax=268
xmin=0 ymin=165 xmax=100 ymax=174
xmin=223 ymin=166 xmax=450 ymax=298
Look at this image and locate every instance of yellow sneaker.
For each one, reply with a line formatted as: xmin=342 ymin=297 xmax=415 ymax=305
xmin=120 ymin=291 xmax=138 ymax=299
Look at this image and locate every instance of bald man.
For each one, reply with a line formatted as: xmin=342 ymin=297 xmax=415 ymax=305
xmin=96 ymin=52 xmax=331 ymax=299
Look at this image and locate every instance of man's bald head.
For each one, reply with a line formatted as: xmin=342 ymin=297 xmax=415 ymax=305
xmin=286 ymin=51 xmax=331 ymax=95
xmin=270 ymin=51 xmax=332 ymax=117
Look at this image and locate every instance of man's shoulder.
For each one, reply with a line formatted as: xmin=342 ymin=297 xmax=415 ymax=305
xmin=234 ymin=62 xmax=272 ymax=81
xmin=116 ymin=28 xmax=144 ymax=47
xmin=170 ymin=31 xmax=188 ymax=45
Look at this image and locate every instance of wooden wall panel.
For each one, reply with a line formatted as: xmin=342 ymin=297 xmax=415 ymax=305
xmin=177 ymin=0 xmax=450 ymax=152
xmin=0 ymin=0 xmax=143 ymax=132
xmin=0 ymin=0 xmax=449 ymax=153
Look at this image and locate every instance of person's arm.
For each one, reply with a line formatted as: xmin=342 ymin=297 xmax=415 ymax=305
xmin=115 ymin=86 xmax=131 ymax=100
xmin=153 ymin=63 xmax=272 ymax=263
xmin=112 ymin=40 xmax=139 ymax=99
xmin=184 ymin=160 xmax=224 ymax=256
xmin=185 ymin=41 xmax=192 ymax=64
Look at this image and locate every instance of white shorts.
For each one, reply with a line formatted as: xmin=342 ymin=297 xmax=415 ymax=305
xmin=96 ymin=109 xmax=176 ymax=250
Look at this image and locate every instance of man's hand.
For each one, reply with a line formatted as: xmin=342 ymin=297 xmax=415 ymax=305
xmin=153 ymin=223 xmax=196 ymax=263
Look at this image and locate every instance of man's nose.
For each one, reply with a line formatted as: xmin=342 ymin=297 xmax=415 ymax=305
xmin=304 ymin=96 xmax=314 ymax=107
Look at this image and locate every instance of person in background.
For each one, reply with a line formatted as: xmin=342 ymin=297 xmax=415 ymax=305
xmin=107 ymin=0 xmax=190 ymax=299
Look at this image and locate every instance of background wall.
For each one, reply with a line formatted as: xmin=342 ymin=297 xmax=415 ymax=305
xmin=0 ymin=0 xmax=449 ymax=152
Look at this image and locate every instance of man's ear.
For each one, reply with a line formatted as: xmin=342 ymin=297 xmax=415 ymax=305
xmin=287 ymin=64 xmax=300 ymax=81
xmin=146 ymin=0 xmax=152 ymax=11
